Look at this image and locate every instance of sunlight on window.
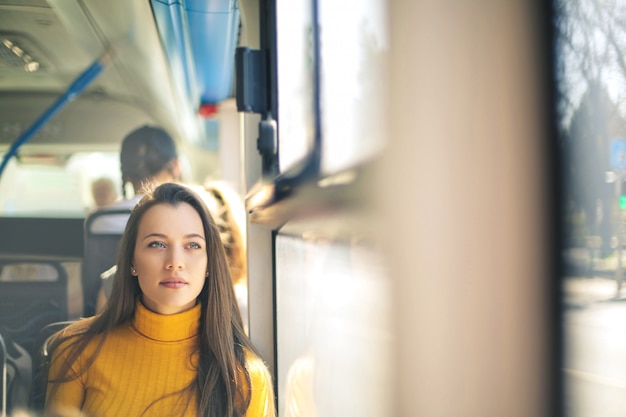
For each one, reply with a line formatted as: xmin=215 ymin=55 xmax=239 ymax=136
xmin=319 ymin=0 xmax=388 ymax=174
xmin=276 ymin=0 xmax=387 ymax=175
xmin=276 ymin=0 xmax=315 ymax=173
xmin=0 ymin=152 xmax=119 ymax=217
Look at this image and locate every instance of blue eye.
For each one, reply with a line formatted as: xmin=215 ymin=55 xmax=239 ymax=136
xmin=187 ymin=242 xmax=202 ymax=250
xmin=148 ymin=241 xmax=166 ymax=248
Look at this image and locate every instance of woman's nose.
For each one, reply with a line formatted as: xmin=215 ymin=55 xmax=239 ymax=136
xmin=166 ymin=247 xmax=184 ymax=270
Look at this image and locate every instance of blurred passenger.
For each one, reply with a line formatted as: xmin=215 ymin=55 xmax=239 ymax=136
xmin=89 ymin=125 xmax=181 ymax=232
xmin=46 ymin=182 xmax=275 ymax=417
xmin=90 ymin=176 xmax=118 ymax=208
xmin=202 ymin=180 xmax=249 ymax=333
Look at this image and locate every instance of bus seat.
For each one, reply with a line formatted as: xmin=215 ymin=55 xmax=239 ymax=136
xmin=30 ymin=320 xmax=74 ymax=412
xmin=0 ymin=259 xmax=68 ymax=370
xmin=82 ymin=209 xmax=131 ymax=317
xmin=0 ymin=329 xmax=33 ymax=415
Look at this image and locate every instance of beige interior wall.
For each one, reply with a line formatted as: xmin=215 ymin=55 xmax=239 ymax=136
xmin=380 ymin=2 xmax=553 ymax=416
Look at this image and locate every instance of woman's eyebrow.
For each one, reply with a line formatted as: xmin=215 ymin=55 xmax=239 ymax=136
xmin=142 ymin=232 xmax=166 ymax=241
xmin=184 ymin=233 xmax=205 ymax=240
xmin=141 ymin=232 xmax=205 ymax=240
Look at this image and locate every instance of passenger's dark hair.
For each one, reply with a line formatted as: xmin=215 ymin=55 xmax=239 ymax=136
xmin=47 ymin=182 xmax=261 ymax=417
xmin=120 ymin=125 xmax=179 ymax=197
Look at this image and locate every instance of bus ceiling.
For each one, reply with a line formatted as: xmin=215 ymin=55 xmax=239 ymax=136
xmin=0 ymin=0 xmax=239 ymax=170
xmin=0 ymin=51 xmax=112 ymax=179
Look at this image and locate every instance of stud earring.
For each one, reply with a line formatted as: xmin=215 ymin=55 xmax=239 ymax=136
xmin=205 ymin=271 xmax=209 ymax=277
xmin=132 ymin=268 xmax=137 ymax=275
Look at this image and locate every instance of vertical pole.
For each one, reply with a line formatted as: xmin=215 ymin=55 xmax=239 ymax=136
xmin=0 ymin=334 xmax=6 ymax=417
xmin=617 ymin=172 xmax=623 ymax=297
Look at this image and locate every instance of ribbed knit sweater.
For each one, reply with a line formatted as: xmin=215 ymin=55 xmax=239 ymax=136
xmin=46 ymin=302 xmax=273 ymax=417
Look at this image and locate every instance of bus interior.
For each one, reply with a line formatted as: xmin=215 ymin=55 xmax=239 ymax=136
xmin=0 ymin=1 xmax=565 ymax=417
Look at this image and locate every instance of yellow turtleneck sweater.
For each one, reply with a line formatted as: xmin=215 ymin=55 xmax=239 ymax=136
xmin=46 ymin=302 xmax=273 ymax=417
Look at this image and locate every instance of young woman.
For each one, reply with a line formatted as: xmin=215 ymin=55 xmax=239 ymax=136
xmin=86 ymin=125 xmax=182 ymax=317
xmin=97 ymin=180 xmax=250 ymax=331
xmin=46 ymin=183 xmax=275 ymax=417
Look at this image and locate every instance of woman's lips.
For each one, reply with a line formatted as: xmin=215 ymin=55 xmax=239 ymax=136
xmin=160 ymin=278 xmax=187 ymax=289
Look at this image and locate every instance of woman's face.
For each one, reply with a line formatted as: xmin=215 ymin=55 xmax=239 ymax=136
xmin=132 ymin=202 xmax=208 ymax=315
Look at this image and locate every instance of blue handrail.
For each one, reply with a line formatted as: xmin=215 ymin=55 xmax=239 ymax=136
xmin=0 ymin=50 xmax=114 ymax=178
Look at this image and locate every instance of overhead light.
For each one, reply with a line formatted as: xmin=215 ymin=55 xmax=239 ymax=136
xmin=11 ymin=45 xmax=23 ymax=57
xmin=23 ymin=55 xmax=39 ymax=72
xmin=24 ymin=61 xmax=40 ymax=72
xmin=0 ymin=37 xmax=41 ymax=72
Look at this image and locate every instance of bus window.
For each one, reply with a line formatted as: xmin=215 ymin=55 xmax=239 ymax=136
xmin=556 ymin=0 xmax=626 ymax=414
xmin=317 ymin=0 xmax=387 ymax=175
xmin=275 ymin=0 xmax=315 ymax=173
xmin=0 ymin=152 xmax=120 ymax=217
xmin=275 ymin=0 xmax=387 ymax=176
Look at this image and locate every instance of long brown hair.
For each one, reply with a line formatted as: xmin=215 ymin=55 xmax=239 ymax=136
xmin=48 ymin=182 xmax=261 ymax=417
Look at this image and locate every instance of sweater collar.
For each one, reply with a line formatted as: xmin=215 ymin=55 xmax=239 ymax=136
xmin=132 ymin=300 xmax=201 ymax=342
